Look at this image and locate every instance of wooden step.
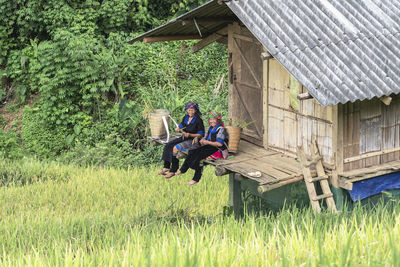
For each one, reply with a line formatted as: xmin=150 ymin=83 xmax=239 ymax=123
xmin=309 ymin=175 xmax=328 ymax=183
xmin=312 ymin=193 xmax=333 ymax=201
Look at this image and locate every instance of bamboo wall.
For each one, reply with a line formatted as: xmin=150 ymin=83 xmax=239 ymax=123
xmin=343 ymin=95 xmax=400 ymax=171
xmin=267 ymin=59 xmax=334 ymax=164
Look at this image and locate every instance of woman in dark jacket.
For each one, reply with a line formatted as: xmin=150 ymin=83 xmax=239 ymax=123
xmin=158 ymin=102 xmax=205 ymax=178
xmin=176 ymin=111 xmax=228 ymax=185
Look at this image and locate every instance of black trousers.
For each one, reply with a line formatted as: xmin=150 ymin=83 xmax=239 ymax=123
xmin=180 ymin=145 xmax=218 ymax=182
xmin=162 ymin=137 xmax=189 ymax=172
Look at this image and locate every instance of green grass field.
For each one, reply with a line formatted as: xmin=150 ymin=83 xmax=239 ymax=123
xmin=0 ymin=158 xmax=399 ymax=266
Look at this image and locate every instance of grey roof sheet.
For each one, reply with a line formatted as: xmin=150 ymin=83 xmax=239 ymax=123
xmin=227 ymin=0 xmax=400 ymax=106
xmin=128 ymin=1 xmax=235 ymax=43
xmin=130 ymin=0 xmax=400 ymax=106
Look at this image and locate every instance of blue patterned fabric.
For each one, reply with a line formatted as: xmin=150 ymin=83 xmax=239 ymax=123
xmin=184 ymin=102 xmax=201 ymax=115
xmin=348 ymin=172 xmax=400 ymax=201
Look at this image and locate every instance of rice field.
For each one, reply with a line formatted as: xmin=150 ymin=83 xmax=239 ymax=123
xmin=0 ymin=158 xmax=399 ymax=266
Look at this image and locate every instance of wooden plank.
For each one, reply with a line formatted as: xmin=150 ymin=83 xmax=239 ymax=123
xmin=262 ymin=156 xmax=302 ymax=174
xmin=190 ymin=27 xmax=228 ymax=53
xmin=143 ymin=35 xmax=201 ymax=43
xmin=238 ymin=140 xmax=272 ymax=155
xmin=224 ymin=163 xmax=276 ymax=184
xmin=351 ymin=102 xmax=361 ymax=170
xmin=244 ymin=160 xmax=293 ymax=179
xmin=343 ymin=147 xmax=400 ymax=163
xmin=269 ymin=104 xmax=333 ymax=124
xmin=283 ymin=111 xmax=298 ymax=153
xmin=345 ymin=167 xmax=400 ymax=183
xmin=340 ymin=160 xmax=400 ymax=179
xmin=216 ymin=153 xmax=279 ymax=167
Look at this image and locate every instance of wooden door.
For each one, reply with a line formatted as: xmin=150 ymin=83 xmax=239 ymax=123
xmin=228 ymin=23 xmax=263 ymax=145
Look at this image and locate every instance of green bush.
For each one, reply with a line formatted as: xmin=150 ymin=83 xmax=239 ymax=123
xmin=0 ymin=129 xmax=23 ymax=160
xmin=60 ymin=133 xmax=136 ymax=168
xmin=21 ymin=106 xmax=69 ymax=158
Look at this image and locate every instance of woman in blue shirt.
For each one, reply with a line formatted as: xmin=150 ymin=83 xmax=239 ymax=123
xmin=159 ymin=102 xmax=205 ymax=178
xmin=176 ymin=111 xmax=228 ymax=185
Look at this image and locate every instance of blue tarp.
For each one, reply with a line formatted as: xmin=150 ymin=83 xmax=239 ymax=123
xmin=348 ymin=172 xmax=400 ymax=201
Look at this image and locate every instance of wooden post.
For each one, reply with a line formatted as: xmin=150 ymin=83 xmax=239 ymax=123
xmin=227 ymin=23 xmax=234 ymax=122
xmin=262 ymin=47 xmax=269 ymax=149
xmin=229 ymin=173 xmax=243 ymax=219
xmin=336 ymin=104 xmax=344 ymax=174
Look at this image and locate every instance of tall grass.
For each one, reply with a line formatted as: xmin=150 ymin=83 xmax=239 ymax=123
xmin=0 ymin=158 xmax=399 ymax=266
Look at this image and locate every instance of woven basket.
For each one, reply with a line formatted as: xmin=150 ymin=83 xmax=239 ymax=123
xmin=225 ymin=126 xmax=241 ymax=152
xmin=149 ymin=109 xmax=170 ymax=138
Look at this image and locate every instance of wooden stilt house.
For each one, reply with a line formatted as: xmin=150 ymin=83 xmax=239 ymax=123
xmin=130 ymin=0 xmax=400 ymax=214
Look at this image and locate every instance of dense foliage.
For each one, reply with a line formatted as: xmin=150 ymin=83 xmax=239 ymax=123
xmin=0 ymin=0 xmax=227 ymax=165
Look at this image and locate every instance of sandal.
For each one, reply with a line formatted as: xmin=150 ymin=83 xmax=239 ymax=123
xmin=175 ymin=170 xmax=182 ymax=176
xmin=165 ymin=172 xmax=175 ymax=179
xmin=186 ymin=180 xmax=198 ymax=185
xmin=158 ymin=168 xmax=170 ymax=175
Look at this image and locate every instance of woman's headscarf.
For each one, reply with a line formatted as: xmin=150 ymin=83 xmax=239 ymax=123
xmin=184 ymin=102 xmax=201 ymax=115
xmin=208 ymin=111 xmax=224 ymax=126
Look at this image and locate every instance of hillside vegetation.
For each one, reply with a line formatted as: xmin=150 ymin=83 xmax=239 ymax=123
xmin=0 ymin=0 xmax=227 ymax=166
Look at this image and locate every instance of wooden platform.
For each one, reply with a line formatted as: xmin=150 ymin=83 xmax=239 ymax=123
xmin=338 ymin=160 xmax=400 ymax=190
xmin=150 ymin=136 xmax=304 ymax=192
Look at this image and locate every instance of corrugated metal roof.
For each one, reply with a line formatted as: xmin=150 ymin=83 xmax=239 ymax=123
xmin=128 ymin=1 xmax=235 ymax=43
xmin=226 ymin=0 xmax=400 ymax=106
xmin=130 ymin=0 xmax=400 ymax=106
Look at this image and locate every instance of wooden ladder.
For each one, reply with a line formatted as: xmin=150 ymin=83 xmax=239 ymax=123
xmin=297 ymin=141 xmax=337 ymax=213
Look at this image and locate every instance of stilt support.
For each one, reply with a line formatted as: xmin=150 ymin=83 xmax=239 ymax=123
xmin=229 ymin=173 xmax=243 ymax=218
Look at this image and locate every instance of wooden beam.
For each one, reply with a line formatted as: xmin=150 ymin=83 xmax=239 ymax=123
xmin=143 ymin=35 xmax=201 ymax=43
xmin=257 ymin=176 xmax=304 ymax=194
xmin=380 ymin=95 xmax=392 ymax=105
xmin=215 ymin=165 xmax=230 ymax=176
xmin=233 ymin=33 xmax=259 ymax=44
xmin=261 ymin=52 xmax=273 ymax=60
xmin=344 ymin=147 xmax=400 ymax=163
xmin=190 ymin=27 xmax=228 ymax=53
xmin=297 ymin=92 xmax=313 ymax=100
xmin=181 ymin=17 xmax=236 ymax=25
